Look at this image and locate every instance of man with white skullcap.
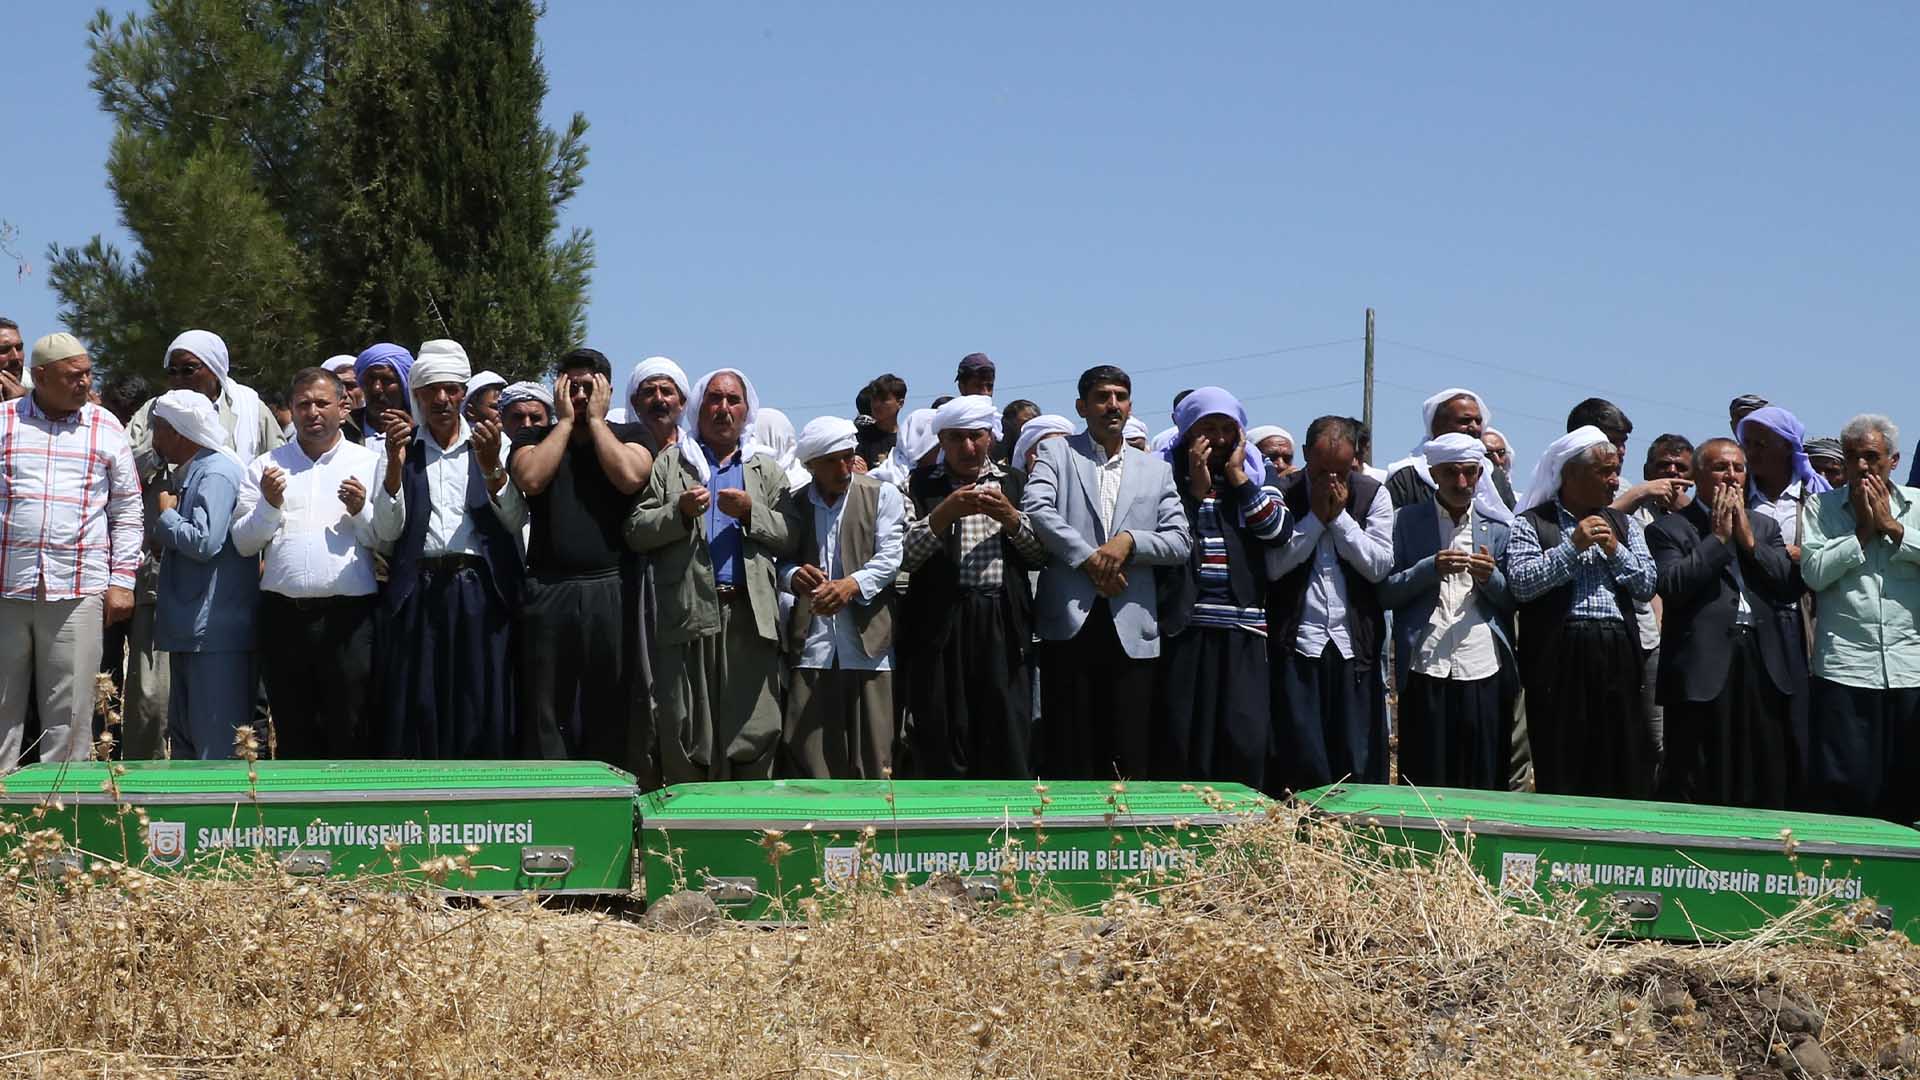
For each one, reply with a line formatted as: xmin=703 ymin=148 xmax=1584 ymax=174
xmin=511 ymin=347 xmax=653 ymax=768
xmin=464 ymin=370 xmax=507 ymax=426
xmin=230 ymin=364 xmax=384 ymax=758
xmin=896 ymin=393 xmax=1049 ymax=779
xmin=627 ymin=366 xmax=796 ymax=782
xmin=147 ymin=389 xmax=258 ymax=758
xmin=625 ymin=356 xmax=692 ymax=453
xmin=776 ymin=416 xmax=906 ymax=778
xmin=0 ymin=333 xmax=142 ymax=768
xmin=322 ymin=354 xmax=363 ymax=412
xmin=371 ymin=338 xmax=527 ymax=758
xmin=121 ymin=330 xmax=286 ymax=757
xmin=1383 ymin=388 xmax=1516 ymax=514
xmin=1507 ymin=425 xmax=1658 ymax=797
xmin=1378 ymin=432 xmax=1518 ymax=790
xmin=1247 ymin=425 xmax=1295 ymax=479
xmin=1025 ymin=366 xmax=1192 ymax=782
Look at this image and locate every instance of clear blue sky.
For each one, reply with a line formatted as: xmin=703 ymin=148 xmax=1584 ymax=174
xmin=4 ymin=3 xmax=1915 ymax=465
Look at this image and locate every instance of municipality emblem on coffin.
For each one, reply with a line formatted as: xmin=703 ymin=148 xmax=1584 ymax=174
xmin=146 ymin=821 xmax=187 ymax=868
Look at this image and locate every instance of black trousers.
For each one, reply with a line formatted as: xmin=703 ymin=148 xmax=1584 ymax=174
xmin=1658 ymin=627 xmax=1795 ymax=810
xmin=1526 ymin=619 xmax=1651 ymax=799
xmin=1155 ymin=625 xmax=1270 ymax=790
xmin=1806 ymin=678 xmax=1920 ymax=823
xmin=259 ymin=592 xmax=374 ymax=759
xmin=1037 ymin=599 xmax=1157 ymax=781
xmin=1397 ymin=668 xmax=1514 ymax=792
xmin=1273 ymin=643 xmax=1390 ymax=795
xmin=519 ymin=571 xmax=629 ymax=767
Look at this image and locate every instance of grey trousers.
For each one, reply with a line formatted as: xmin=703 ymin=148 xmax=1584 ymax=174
xmin=652 ymin=597 xmax=782 ymax=785
xmin=784 ymin=667 xmax=894 ymax=779
xmin=121 ymin=601 xmax=170 ymax=759
xmin=0 ymin=595 xmax=104 ymax=769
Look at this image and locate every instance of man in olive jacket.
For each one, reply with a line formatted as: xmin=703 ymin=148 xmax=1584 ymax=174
xmin=626 ymin=368 xmax=795 ymax=782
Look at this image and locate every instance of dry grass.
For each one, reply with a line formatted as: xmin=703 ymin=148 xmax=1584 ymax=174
xmin=0 ymin=797 xmax=1918 ymax=1080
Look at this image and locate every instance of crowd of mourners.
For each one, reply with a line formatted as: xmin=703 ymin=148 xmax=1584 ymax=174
xmin=2 ymin=319 xmax=1916 ymax=823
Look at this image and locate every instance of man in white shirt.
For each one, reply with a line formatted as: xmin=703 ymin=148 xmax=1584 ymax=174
xmin=231 ymin=367 xmax=382 ymax=758
xmin=371 ymin=341 xmax=526 ymax=759
xmin=778 ymin=417 xmax=906 ymax=778
xmin=1269 ymin=415 xmax=1396 ymax=793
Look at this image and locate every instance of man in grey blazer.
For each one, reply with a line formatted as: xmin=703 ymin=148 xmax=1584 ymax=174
xmin=1024 ymin=365 xmax=1192 ymax=780
xmin=1378 ymin=433 xmax=1518 ymax=790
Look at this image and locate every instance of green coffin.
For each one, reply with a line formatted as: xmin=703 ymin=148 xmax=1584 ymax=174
xmin=641 ymin=779 xmax=1268 ymax=920
xmin=0 ymin=760 xmax=640 ymax=895
xmin=1300 ymin=783 xmax=1920 ymax=943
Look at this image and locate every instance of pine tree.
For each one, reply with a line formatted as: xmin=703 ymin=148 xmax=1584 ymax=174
xmin=48 ymin=0 xmax=592 ymax=396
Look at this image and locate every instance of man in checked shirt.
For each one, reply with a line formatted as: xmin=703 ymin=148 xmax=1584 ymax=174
xmin=0 ymin=333 xmax=142 ymax=768
xmin=897 ymin=395 xmax=1049 ymax=780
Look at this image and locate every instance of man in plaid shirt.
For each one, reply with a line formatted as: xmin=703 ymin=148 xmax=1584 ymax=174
xmin=0 ymin=333 xmax=143 ymax=768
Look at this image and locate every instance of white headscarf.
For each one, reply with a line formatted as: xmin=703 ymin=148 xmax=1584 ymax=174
xmin=1122 ymin=416 xmax=1149 ymax=443
xmin=794 ymin=416 xmax=859 ymax=465
xmin=1246 ymin=425 xmax=1293 ymax=447
xmin=162 ymin=329 xmax=265 ymax=461
xmin=626 ymin=356 xmax=691 ymax=410
xmin=932 ymin=395 xmax=999 ymax=437
xmin=875 ymin=407 xmax=940 ymax=485
xmin=681 ymin=367 xmax=780 ymax=483
xmin=321 ymin=354 xmax=357 ymax=376
xmin=1516 ymin=426 xmax=1611 ymax=515
xmin=1384 ymin=387 xmax=1511 ymax=523
xmin=409 ymin=339 xmax=472 ymax=434
xmin=1012 ymin=414 xmax=1076 ymax=472
xmin=152 ymin=389 xmax=242 ymax=467
xmin=755 ymin=407 xmax=809 ymax=487
xmin=465 ymin=370 xmax=506 ymax=397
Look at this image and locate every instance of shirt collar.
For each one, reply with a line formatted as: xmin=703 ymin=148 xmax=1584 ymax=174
xmin=22 ymin=393 xmax=90 ymax=425
xmin=701 ymin=440 xmax=742 ymax=469
xmin=423 ymin=419 xmax=471 ymax=454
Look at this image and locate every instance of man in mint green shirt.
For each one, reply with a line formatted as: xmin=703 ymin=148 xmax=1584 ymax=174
xmin=1800 ymin=414 xmax=1920 ymax=822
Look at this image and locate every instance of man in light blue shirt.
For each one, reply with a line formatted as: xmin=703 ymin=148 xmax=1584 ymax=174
xmin=148 ymin=390 xmax=258 ymax=760
xmin=779 ymin=417 xmax=906 ymax=778
xmin=1800 ymin=414 xmax=1920 ymax=822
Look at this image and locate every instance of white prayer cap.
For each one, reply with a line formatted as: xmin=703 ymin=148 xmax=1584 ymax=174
xmin=1123 ymin=416 xmax=1149 ymax=442
xmin=321 ymin=354 xmax=357 ymax=375
xmin=409 ymin=339 xmax=473 ymax=429
xmin=795 ymin=416 xmax=859 ymax=465
xmin=1246 ymin=425 xmax=1293 ymax=446
xmin=162 ymin=330 xmax=232 ymax=387
xmin=1422 ymin=432 xmax=1487 ymax=468
xmin=1421 ymin=387 xmax=1491 ymax=438
xmin=498 ymin=380 xmax=554 ymax=412
xmin=152 ymin=388 xmax=240 ymax=465
xmin=627 ymin=356 xmax=691 ymax=407
xmin=932 ymin=394 xmax=999 ymax=436
xmin=466 ymin=370 xmax=506 ymax=396
xmin=1012 ymin=414 xmax=1075 ymax=471
xmin=1516 ymin=426 xmax=1612 ymax=515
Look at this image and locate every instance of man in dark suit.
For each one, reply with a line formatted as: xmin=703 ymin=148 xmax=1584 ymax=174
xmin=1647 ymin=437 xmax=1805 ymax=808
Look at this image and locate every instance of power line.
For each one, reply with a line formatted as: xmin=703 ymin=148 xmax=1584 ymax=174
xmin=1131 ymin=377 xmax=1363 ymax=423
xmin=1379 ymin=338 xmax=1722 ymax=420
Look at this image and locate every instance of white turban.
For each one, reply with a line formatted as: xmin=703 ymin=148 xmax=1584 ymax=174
xmin=322 ymin=354 xmax=357 ymax=376
xmin=162 ymin=330 xmax=231 ymax=387
xmin=498 ymin=380 xmax=554 ymax=413
xmin=1246 ymin=425 xmax=1293 ymax=447
xmin=1123 ymin=416 xmax=1149 ymax=442
xmin=875 ymin=407 xmax=941 ymax=484
xmin=465 ymin=370 xmax=506 ymax=397
xmin=1516 ymin=426 xmax=1612 ymax=515
xmin=795 ymin=416 xmax=859 ymax=466
xmin=1422 ymin=432 xmax=1487 ymax=467
xmin=932 ymin=395 xmax=999 ymax=437
xmin=162 ymin=329 xmax=268 ymax=461
xmin=1013 ymin=414 xmax=1076 ymax=470
xmin=681 ymin=367 xmax=780 ymax=483
xmin=1420 ymin=388 xmax=1490 ymax=443
xmin=409 ymin=339 xmax=472 ymax=431
xmin=756 ymin=407 xmax=798 ymax=467
xmin=1382 ymin=387 xmax=1512 ymax=524
xmin=152 ymin=389 xmax=242 ymax=467
xmin=627 ymin=356 xmax=691 ymax=409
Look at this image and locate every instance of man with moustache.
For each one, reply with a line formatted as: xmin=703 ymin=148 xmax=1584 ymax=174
xmin=1384 ymin=388 xmax=1517 ymax=512
xmin=1247 ymin=425 xmax=1295 ymax=480
xmin=370 ymin=340 xmax=525 ymax=758
xmin=0 ymin=318 xmax=26 ymax=402
xmin=351 ymin=343 xmax=414 ymax=449
xmin=511 ymin=348 xmax=652 ymax=767
xmin=1507 ymin=427 xmax=1659 ymax=797
xmin=1024 ymin=366 xmax=1191 ymax=781
xmin=497 ymin=382 xmax=554 ymax=441
xmin=1648 ymin=438 xmax=1804 ymax=808
xmin=625 ymin=356 xmax=692 ymax=453
xmin=627 ymin=367 xmax=795 ymax=782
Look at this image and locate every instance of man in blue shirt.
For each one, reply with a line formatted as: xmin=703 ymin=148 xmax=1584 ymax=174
xmin=148 ymin=389 xmax=258 ymax=759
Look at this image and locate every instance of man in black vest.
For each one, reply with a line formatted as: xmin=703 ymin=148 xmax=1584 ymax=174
xmin=779 ymin=417 xmax=906 ymax=779
xmin=1648 ymin=438 xmax=1805 ymax=808
xmin=1506 ymin=425 xmax=1659 ymax=797
xmin=1269 ymin=415 xmax=1395 ymax=793
xmin=370 ymin=340 xmax=524 ymax=758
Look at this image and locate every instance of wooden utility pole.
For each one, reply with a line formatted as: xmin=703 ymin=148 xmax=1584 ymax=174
xmin=1362 ymin=307 xmax=1376 ymax=463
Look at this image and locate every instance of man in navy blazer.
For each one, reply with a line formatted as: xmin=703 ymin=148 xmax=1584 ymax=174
xmin=1378 ymin=433 xmax=1518 ymax=790
xmin=1024 ymin=365 xmax=1191 ymax=780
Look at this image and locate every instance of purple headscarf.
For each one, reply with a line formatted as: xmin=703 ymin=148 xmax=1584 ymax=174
xmin=353 ymin=343 xmax=414 ymax=412
xmin=1738 ymin=405 xmax=1832 ymax=496
xmin=1164 ymin=385 xmax=1269 ymax=493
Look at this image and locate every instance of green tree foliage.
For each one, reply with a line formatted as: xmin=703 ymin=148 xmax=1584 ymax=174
xmin=49 ymin=0 xmax=593 ymax=397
